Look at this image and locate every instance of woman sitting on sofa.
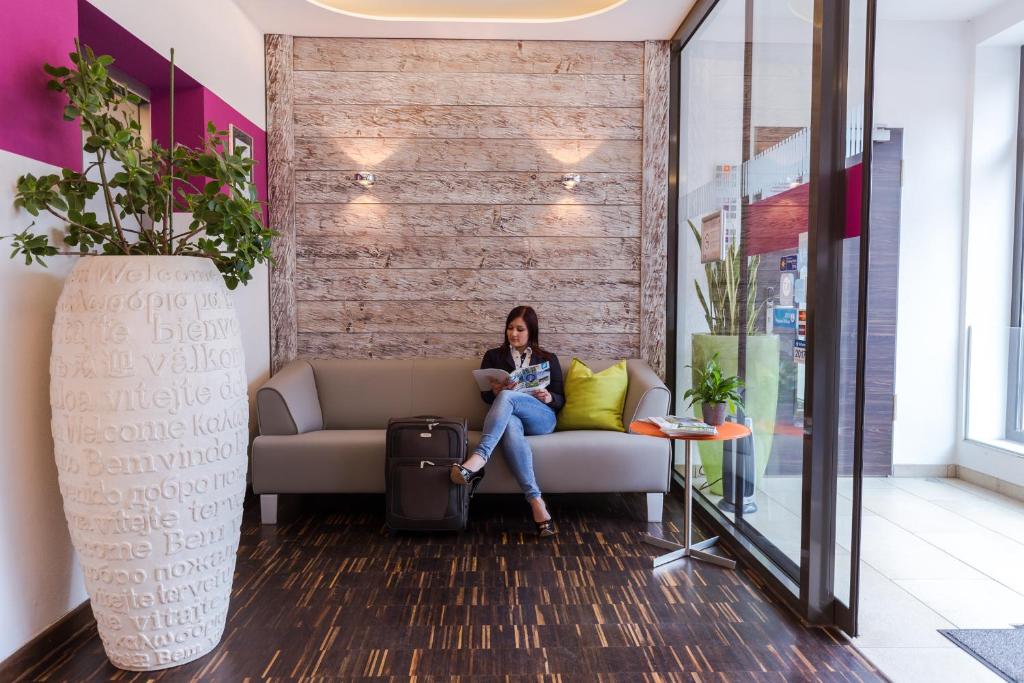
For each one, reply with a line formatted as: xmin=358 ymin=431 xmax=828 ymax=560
xmin=450 ymin=305 xmax=563 ymax=537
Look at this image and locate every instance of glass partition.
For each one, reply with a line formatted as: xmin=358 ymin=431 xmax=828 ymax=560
xmin=671 ymin=0 xmax=876 ymax=634
xmin=676 ymin=0 xmax=814 ymax=578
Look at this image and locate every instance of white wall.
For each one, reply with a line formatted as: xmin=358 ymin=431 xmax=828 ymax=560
xmin=974 ymin=0 xmax=1024 ymax=46
xmin=0 ymin=152 xmax=86 ymax=664
xmin=873 ymin=20 xmax=973 ymax=466
xmin=0 ymin=0 xmax=267 ymax=663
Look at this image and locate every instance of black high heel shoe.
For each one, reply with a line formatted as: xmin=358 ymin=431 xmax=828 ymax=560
xmin=450 ymin=462 xmax=486 ymax=486
xmin=535 ymin=516 xmax=557 ymax=538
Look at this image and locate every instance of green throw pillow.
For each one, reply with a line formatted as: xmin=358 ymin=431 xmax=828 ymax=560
xmin=556 ymin=359 xmax=629 ymax=432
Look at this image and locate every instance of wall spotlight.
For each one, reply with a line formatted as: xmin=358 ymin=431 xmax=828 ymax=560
xmin=354 ymin=172 xmax=376 ymax=188
xmin=561 ymin=173 xmax=581 ymax=190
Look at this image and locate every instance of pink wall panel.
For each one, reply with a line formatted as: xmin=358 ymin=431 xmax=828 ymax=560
xmin=844 ymin=162 xmax=863 ymax=239
xmin=203 ymin=89 xmax=269 ymax=224
xmin=2 ymin=0 xmax=266 ymax=220
xmin=0 ymin=0 xmax=82 ymax=169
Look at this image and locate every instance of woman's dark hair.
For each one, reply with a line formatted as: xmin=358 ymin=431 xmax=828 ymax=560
xmin=500 ymin=305 xmax=550 ymax=360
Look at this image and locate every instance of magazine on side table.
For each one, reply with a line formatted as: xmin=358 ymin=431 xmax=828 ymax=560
xmin=643 ymin=415 xmax=718 ymax=437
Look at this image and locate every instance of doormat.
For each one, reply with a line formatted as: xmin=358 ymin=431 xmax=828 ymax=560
xmin=940 ymin=627 xmax=1024 ymax=682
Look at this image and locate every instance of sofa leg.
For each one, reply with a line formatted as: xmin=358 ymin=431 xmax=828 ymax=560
xmin=260 ymin=494 xmax=278 ymax=525
xmin=646 ymin=493 xmax=664 ymax=523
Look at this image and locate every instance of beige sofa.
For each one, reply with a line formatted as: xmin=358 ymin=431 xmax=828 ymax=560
xmin=253 ymin=358 xmax=672 ymax=524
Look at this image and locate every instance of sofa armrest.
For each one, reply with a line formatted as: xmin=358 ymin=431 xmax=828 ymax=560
xmin=256 ymin=359 xmax=324 ymax=435
xmin=623 ymin=360 xmax=671 ymax=428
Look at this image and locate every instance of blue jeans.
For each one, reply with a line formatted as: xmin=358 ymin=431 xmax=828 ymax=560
xmin=475 ymin=391 xmax=556 ymax=500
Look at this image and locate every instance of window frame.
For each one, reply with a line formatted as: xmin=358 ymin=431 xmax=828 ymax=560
xmin=1006 ymin=46 xmax=1024 ymax=444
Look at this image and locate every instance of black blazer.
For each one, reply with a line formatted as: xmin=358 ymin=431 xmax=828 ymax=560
xmin=479 ymin=347 xmax=565 ymax=413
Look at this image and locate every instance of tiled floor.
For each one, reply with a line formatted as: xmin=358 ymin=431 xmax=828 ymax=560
xmin=691 ymin=473 xmax=1024 ymax=682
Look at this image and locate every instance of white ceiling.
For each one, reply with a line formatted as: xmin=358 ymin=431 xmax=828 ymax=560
xmin=234 ymin=0 xmax=1020 ymax=43
xmin=877 ymin=0 xmax=1007 ymax=22
xmin=721 ymin=0 xmax=1009 ymax=23
xmin=234 ymin=0 xmax=695 ymax=40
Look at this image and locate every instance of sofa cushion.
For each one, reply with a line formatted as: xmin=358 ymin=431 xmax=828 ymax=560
xmin=312 ymin=359 xmax=416 ymax=429
xmin=473 ymin=430 xmax=669 ymax=494
xmin=306 ymin=357 xmax=637 ymax=430
xmin=252 ymin=428 xmax=671 ymax=496
xmin=252 ymin=430 xmax=386 ymax=493
xmin=409 ymin=358 xmax=490 ymax=430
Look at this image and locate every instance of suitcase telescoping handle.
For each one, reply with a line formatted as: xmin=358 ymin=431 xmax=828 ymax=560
xmin=413 ymin=415 xmax=446 ymax=430
xmin=412 ymin=415 xmax=439 ymax=429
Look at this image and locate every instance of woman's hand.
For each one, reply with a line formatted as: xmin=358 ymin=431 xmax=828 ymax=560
xmin=491 ymin=379 xmax=516 ymax=395
xmin=531 ymin=389 xmax=552 ymax=404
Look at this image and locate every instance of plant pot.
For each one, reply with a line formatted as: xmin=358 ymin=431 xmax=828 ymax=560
xmin=691 ymin=334 xmax=780 ymax=496
xmin=701 ymin=402 xmax=727 ymax=426
xmin=50 ymin=256 xmax=248 ymax=671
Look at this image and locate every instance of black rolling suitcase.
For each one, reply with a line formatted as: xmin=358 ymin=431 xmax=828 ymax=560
xmin=385 ymin=415 xmax=478 ymax=531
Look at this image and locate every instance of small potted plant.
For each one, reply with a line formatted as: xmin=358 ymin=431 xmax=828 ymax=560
xmin=683 ymin=354 xmax=744 ymax=426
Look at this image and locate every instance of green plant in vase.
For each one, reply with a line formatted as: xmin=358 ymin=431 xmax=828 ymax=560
xmin=6 ymin=41 xmax=274 ymax=288
xmin=683 ymin=354 xmax=744 ymax=426
xmin=688 ymin=220 xmax=780 ymax=496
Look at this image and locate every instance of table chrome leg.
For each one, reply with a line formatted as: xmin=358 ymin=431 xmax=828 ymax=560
xmin=690 ymin=536 xmax=720 ymax=551
xmin=641 ymin=439 xmax=736 ymax=570
xmin=689 ymin=548 xmax=737 ymax=569
xmin=652 ymin=548 xmax=688 ymax=568
xmin=684 ymin=440 xmax=693 ymax=550
xmin=641 ymin=533 xmax=685 ymax=552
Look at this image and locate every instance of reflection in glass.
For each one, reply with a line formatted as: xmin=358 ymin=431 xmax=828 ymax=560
xmin=676 ymin=0 xmax=746 ymax=526
xmin=677 ymin=0 xmax=816 ymax=572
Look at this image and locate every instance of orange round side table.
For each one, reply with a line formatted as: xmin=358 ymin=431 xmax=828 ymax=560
xmin=630 ymin=420 xmax=751 ymax=570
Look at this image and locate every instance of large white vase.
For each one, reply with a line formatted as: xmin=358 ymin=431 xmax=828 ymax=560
xmin=50 ymin=256 xmax=248 ymax=671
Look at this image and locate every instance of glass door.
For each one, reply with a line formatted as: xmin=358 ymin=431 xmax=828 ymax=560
xmin=670 ymin=0 xmax=876 ymax=633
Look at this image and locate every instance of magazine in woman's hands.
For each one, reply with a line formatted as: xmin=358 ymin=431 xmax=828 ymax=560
xmin=472 ymin=362 xmax=551 ymax=393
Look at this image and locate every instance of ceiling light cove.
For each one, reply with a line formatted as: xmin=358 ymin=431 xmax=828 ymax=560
xmin=304 ymin=0 xmax=630 ymax=23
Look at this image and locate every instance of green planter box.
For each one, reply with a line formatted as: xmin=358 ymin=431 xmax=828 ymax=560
xmin=690 ymin=334 xmax=780 ymax=496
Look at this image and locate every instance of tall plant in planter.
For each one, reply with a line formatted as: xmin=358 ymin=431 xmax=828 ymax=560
xmin=688 ymin=221 xmax=779 ymax=496
xmin=5 ymin=44 xmax=273 ymax=672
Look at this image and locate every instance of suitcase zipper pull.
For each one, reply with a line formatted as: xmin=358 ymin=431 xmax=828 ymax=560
xmin=427 ymin=421 xmax=438 ymax=431
xmin=420 ymin=460 xmax=435 ymax=468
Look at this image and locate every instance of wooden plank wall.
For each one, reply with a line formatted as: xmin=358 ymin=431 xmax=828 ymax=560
xmin=266 ymin=37 xmax=669 ymax=373
xmin=266 ymin=34 xmax=296 ymax=375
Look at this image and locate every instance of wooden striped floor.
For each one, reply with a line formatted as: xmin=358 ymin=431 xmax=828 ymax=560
xmin=18 ymin=492 xmax=883 ymax=682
